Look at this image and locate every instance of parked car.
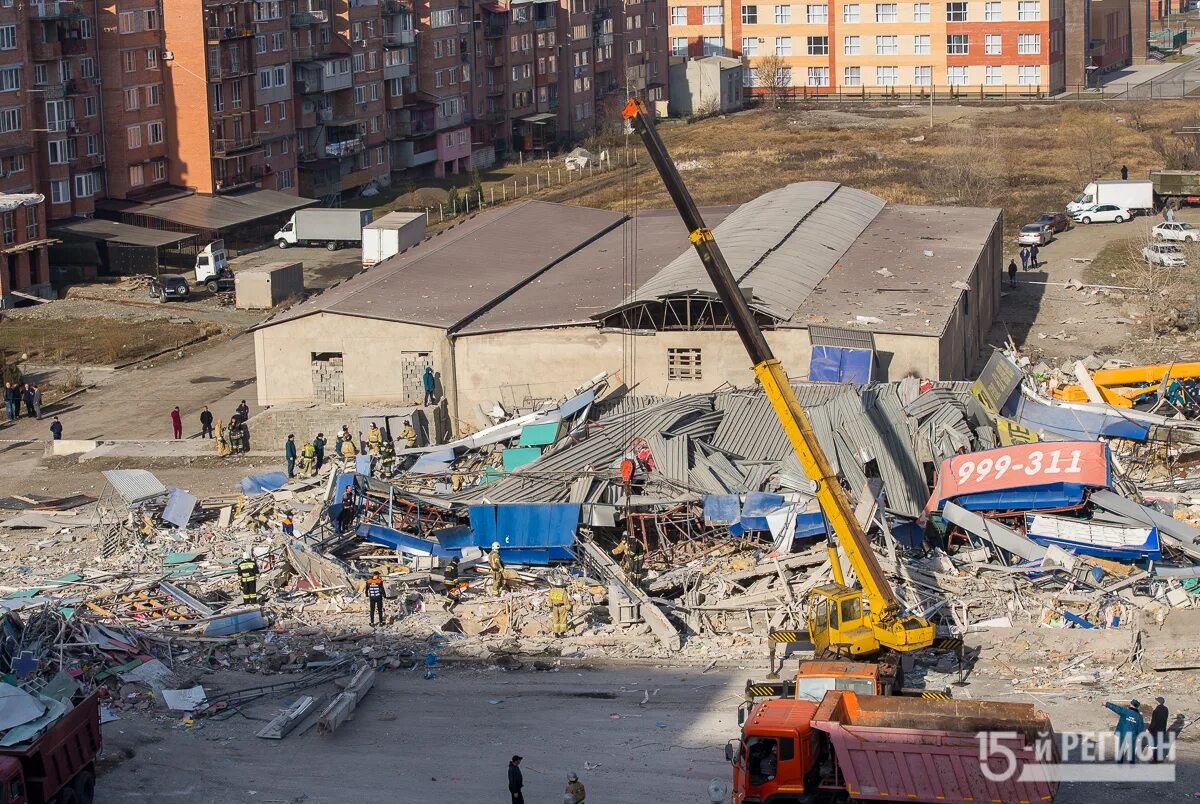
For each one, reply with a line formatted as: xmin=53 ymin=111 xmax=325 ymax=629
xmin=1143 ymin=243 xmax=1189 ymax=267
xmin=1035 ymin=212 xmax=1072 ymax=233
xmin=1152 ymin=221 xmax=1200 ymax=242
xmin=1017 ymin=223 xmax=1055 ymax=246
xmin=1072 ymin=205 xmax=1131 ymax=224
xmin=150 ymin=274 xmax=190 ymax=303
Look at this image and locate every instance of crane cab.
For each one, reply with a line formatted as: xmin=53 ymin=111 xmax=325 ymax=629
xmin=807 ymin=584 xmax=879 ymax=658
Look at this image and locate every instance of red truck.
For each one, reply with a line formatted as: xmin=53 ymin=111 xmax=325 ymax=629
xmin=727 ymin=690 xmax=1057 ymax=804
xmin=0 ymin=691 xmax=102 ymax=804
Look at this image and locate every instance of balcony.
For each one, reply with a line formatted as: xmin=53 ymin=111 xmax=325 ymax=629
xmin=383 ymin=60 xmax=410 ymax=80
xmin=293 ymin=42 xmax=343 ymax=62
xmin=61 ymin=38 xmax=87 ymax=55
xmin=385 ymin=29 xmax=415 ymax=47
xmin=383 ymin=0 xmax=408 ymax=11
xmin=595 ymin=32 xmax=613 ymax=46
xmin=483 ymin=23 xmax=504 ymax=38
xmin=208 ymin=61 xmax=254 ymax=81
xmin=325 ymin=138 xmax=364 ymax=158
xmin=534 ymin=16 xmax=556 ymax=30
xmin=44 ymin=117 xmax=77 ymax=134
xmin=213 ymin=134 xmax=263 ymax=155
xmin=486 ymin=84 xmax=505 ymax=97
xmin=395 ymin=142 xmax=438 ymax=168
xmin=386 ymin=92 xmax=407 ymax=109
xmin=214 ymin=165 xmax=266 ymax=193
xmin=30 ymin=39 xmax=62 ymax=61
xmin=30 ymin=1 xmax=82 ymax=19
xmin=207 ymin=25 xmax=255 ymax=43
xmin=295 ymin=70 xmax=354 ymax=94
xmin=290 ymin=10 xmax=330 ymax=26
xmin=39 ymin=80 xmax=82 ymax=100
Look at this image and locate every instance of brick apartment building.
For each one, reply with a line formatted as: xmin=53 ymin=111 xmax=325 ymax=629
xmin=668 ymin=0 xmax=1146 ymax=95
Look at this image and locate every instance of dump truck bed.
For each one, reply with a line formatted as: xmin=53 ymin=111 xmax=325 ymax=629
xmin=811 ymin=691 xmax=1057 ymax=804
xmin=0 ymin=691 xmax=102 ymax=803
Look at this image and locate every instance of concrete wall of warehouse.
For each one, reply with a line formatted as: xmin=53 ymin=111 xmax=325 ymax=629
xmin=937 ymin=215 xmax=1002 ymax=380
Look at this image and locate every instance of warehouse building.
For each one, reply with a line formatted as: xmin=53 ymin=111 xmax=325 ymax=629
xmin=251 ymin=183 xmax=1001 ymax=429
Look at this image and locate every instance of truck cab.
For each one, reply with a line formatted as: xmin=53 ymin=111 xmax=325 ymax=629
xmin=728 ymin=699 xmax=819 ymax=804
xmin=742 ymin=660 xmax=883 ymax=726
xmin=194 ymin=240 xmax=233 ymax=292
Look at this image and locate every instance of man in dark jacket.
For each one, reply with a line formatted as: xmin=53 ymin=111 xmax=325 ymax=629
xmin=422 ymin=366 xmax=436 ymax=406
xmin=508 ymin=755 xmax=524 ymax=803
xmin=285 ymin=434 xmax=297 ymax=477
xmin=1150 ymin=696 xmax=1169 ymax=762
xmin=236 ymin=399 xmax=250 ymax=424
xmin=21 ymin=384 xmax=34 ymax=418
xmin=313 ymin=432 xmax=326 ymax=470
xmin=3 ymin=383 xmax=19 ymax=421
xmin=199 ymin=406 xmax=214 ymax=438
xmin=49 ymin=417 xmax=63 ymax=440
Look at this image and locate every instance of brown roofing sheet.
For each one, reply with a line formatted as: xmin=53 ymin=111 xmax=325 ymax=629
xmin=135 ymin=189 xmax=316 ymax=230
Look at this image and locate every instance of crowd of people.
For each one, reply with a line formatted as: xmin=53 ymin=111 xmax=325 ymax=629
xmin=3 ymin=381 xmax=43 ymax=421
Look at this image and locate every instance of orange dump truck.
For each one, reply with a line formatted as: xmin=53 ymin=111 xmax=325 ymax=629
xmin=728 ymin=690 xmax=1057 ymax=804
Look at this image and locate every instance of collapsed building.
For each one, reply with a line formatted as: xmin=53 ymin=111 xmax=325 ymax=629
xmin=251 ymin=182 xmax=1003 ymax=429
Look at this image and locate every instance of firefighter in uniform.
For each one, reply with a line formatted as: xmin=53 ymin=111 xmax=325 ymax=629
xmin=400 ymin=420 xmax=417 ymax=449
xmin=339 ymin=430 xmax=357 ymax=466
xmin=488 ymin=541 xmax=505 ymax=596
xmin=366 ymin=422 xmax=383 ymax=456
xmin=377 ymin=437 xmax=397 ymax=477
xmin=443 ymin=557 xmax=466 ymax=609
xmin=613 ymin=536 xmax=643 ymax=587
xmin=549 ymin=576 xmax=573 ymax=637
xmin=238 ymin=551 xmax=260 ymax=606
xmin=366 ymin=571 xmax=386 ymax=626
xmin=298 ymin=439 xmax=317 ymax=477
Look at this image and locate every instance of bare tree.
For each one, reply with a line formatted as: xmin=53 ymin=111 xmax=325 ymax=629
xmin=918 ymin=129 xmax=1004 ymax=207
xmin=754 ymin=54 xmax=789 ymax=109
xmin=1118 ymin=230 xmax=1190 ymax=342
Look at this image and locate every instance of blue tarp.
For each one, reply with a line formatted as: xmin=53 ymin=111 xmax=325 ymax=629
xmin=950 ymin=483 xmax=1091 ymax=512
xmin=809 ymin=346 xmax=874 ymax=384
xmin=355 ymin=455 xmax=373 ymax=476
xmin=240 ymin=472 xmax=288 ymax=495
xmin=703 ymin=495 xmax=741 ymax=525
xmin=739 ymin=492 xmax=787 ymax=531
xmin=1003 ymin=392 xmax=1152 ymax=442
xmin=361 ymin=523 xmax=454 ymax=557
xmin=708 ymin=493 xmax=830 ymax=540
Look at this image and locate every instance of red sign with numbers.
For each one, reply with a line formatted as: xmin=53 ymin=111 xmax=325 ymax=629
xmin=926 ymin=441 xmax=1110 ymax=513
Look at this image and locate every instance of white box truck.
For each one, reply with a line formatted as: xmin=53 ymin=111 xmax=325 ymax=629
xmin=193 ymin=239 xmax=234 ymax=292
xmin=361 ymin=212 xmax=427 ymax=268
xmin=274 ymin=208 xmax=374 ymax=251
xmin=1067 ymin=180 xmax=1155 ymax=217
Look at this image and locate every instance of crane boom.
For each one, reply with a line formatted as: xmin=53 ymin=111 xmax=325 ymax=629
xmin=621 ymin=99 xmax=932 ymax=654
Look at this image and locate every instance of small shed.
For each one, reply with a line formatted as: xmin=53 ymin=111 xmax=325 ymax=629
xmin=236 ymin=261 xmax=304 ymax=309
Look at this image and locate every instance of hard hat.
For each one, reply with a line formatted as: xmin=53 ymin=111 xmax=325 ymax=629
xmin=492 ymin=541 xmax=501 ymax=550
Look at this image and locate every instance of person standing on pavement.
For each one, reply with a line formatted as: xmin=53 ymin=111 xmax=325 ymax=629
xmin=170 ymin=406 xmax=183 ymax=439
xmin=508 ymin=756 xmax=524 ymax=804
xmin=3 ymin=383 xmax=18 ymax=421
xmin=1150 ymin=696 xmax=1169 ymax=762
xmin=422 ymin=366 xmax=437 ymax=406
xmin=21 ymin=384 xmax=34 ymax=418
xmin=1007 ymin=259 xmax=1018 ymax=289
xmin=1019 ymin=246 xmax=1029 ymax=271
xmin=1029 ymin=243 xmax=1040 ymax=269
xmin=1121 ymin=164 xmax=1129 ymax=180
xmin=199 ymin=406 xmax=214 ymax=438
xmin=565 ymin=772 xmax=586 ymax=804
xmin=236 ymin=399 xmax=250 ymax=424
xmin=31 ymin=385 xmax=41 ymax=420
xmin=49 ymin=417 xmax=62 ymax=440
xmin=1105 ymin=699 xmax=1145 ymax=763
xmin=285 ymin=433 xmax=297 ymax=478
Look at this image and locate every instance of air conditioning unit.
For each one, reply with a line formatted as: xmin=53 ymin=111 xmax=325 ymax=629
xmin=163 ymin=50 xmax=174 ymax=60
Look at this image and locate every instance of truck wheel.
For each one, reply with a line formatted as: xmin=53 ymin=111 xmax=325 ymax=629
xmin=74 ymin=769 xmax=96 ymax=804
xmin=56 ymin=786 xmax=80 ymax=804
xmin=326 ymin=241 xmax=339 ymax=251
xmin=276 ymin=240 xmax=289 ymax=249
xmin=206 ymin=281 xmax=220 ymax=293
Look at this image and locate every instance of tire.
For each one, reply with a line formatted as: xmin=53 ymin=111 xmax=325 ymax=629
xmin=1188 ymin=236 xmax=1197 ymax=243
xmin=206 ymin=281 xmax=219 ymax=293
xmin=74 ymin=768 xmax=96 ymax=804
xmin=326 ymin=241 xmax=339 ymax=251
xmin=1081 ymin=217 xmax=1092 ymax=224
xmin=277 ymin=240 xmax=289 ymax=249
xmin=1114 ymin=215 xmax=1126 ymax=223
xmin=57 ymin=785 xmax=80 ymax=804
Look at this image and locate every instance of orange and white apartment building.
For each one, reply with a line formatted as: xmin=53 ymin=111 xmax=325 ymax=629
xmin=668 ymin=0 xmax=1147 ymax=94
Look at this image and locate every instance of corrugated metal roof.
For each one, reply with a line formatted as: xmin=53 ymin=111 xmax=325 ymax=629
xmin=102 ymin=469 xmax=168 ymax=506
xmin=134 ymin=189 xmax=316 ymax=230
xmin=51 ymin=219 xmax=197 ymax=248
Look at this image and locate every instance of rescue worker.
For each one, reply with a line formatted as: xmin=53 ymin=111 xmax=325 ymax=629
xmin=444 ymin=556 xmax=465 ymax=608
xmin=216 ymin=418 xmax=229 ymax=457
xmin=377 ymin=437 xmax=397 ymax=477
xmin=565 ymin=772 xmax=586 ymax=804
xmin=488 ymin=541 xmax=505 ymax=596
xmin=366 ymin=422 xmax=383 ymax=456
xmin=229 ymin=417 xmax=244 ymax=454
xmin=1105 ymin=699 xmax=1145 ymax=763
xmin=549 ymin=576 xmax=573 ymax=637
xmin=298 ymin=439 xmax=317 ymax=477
xmin=238 ymin=551 xmax=260 ymax=606
xmin=313 ymin=432 xmax=327 ymax=471
xmin=339 ymin=429 xmax=357 ymax=466
xmin=400 ymin=419 xmax=417 ymax=449
xmin=338 ymin=484 xmax=357 ymax=534
xmin=613 ymin=535 xmax=643 ymax=586
xmin=365 ymin=571 xmax=387 ymax=626
xmin=280 ymin=511 xmax=294 ymax=537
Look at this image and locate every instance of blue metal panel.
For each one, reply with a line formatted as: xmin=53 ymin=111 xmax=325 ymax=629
xmin=360 ymin=523 xmax=454 ymax=557
xmin=1003 ymin=392 xmax=1151 ymax=442
xmin=739 ymin=491 xmax=787 ymax=531
xmin=411 ymin=449 xmax=456 ymax=473
xmin=558 ymin=388 xmax=596 ymax=418
xmin=948 ymin=483 xmax=1090 ymax=512
xmin=240 ymin=472 xmax=288 ymax=495
xmin=703 ymin=495 xmax=741 ymax=525
xmin=794 ymin=511 xmax=829 ymax=539
xmin=162 ymin=488 xmax=198 ymax=528
xmin=809 ymin=346 xmax=873 ymax=384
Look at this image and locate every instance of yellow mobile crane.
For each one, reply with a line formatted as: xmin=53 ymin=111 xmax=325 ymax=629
xmin=621 ymin=99 xmax=935 ymax=667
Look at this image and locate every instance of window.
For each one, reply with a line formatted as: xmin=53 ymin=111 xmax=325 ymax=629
xmin=84 ymin=96 xmax=96 ymax=117
xmin=0 ymin=66 xmax=20 ymax=92
xmin=702 ymin=5 xmax=723 ymax=23
xmin=277 ymin=168 xmax=292 ymax=190
xmin=354 ymin=53 xmax=366 ymax=73
xmin=914 ymin=65 xmax=931 ymax=85
xmin=128 ymin=164 xmax=144 ymax=187
xmin=1018 ymin=33 xmax=1041 ymax=54
xmin=985 ymin=33 xmax=1001 ymax=54
xmin=875 ymin=35 xmax=897 ymax=55
xmin=774 ymin=4 xmax=790 ymax=22
xmin=126 ymin=125 xmax=141 ymax=149
xmin=1018 ymin=64 xmax=1041 ymax=85
xmin=985 ymin=1 xmax=1000 ymax=19
xmin=74 ymin=173 xmax=99 ymax=198
xmin=947 ymin=65 xmax=968 ymax=84
xmin=146 ymin=49 xmax=158 ymax=70
xmin=47 ymin=139 xmax=68 ymax=164
xmin=667 ymin=348 xmax=702 ymax=381
xmin=148 ymin=121 xmax=164 ymax=144
xmin=144 ymin=8 xmax=158 ymax=29
xmin=843 ymin=3 xmax=859 ymax=21
xmin=7 ymin=154 xmax=22 ymax=174
xmin=946 ymin=1 xmax=966 ymax=20
xmin=59 ymin=60 xmax=72 ymax=82
xmin=947 ymin=34 xmax=969 ymax=54
xmin=273 ymin=31 xmax=285 ymax=50
xmin=806 ymin=4 xmax=828 ymax=22
xmin=153 ymin=161 xmax=167 ymax=182
xmin=34 ymin=64 xmax=46 ymax=85
xmin=775 ymin=36 xmax=791 ymax=55
xmin=3 ymin=212 xmax=13 ymax=245
xmin=843 ymin=66 xmax=861 ymax=85
xmin=0 ymin=107 xmax=18 ymax=132
xmin=807 ymin=66 xmax=829 ymax=86
xmin=913 ymin=34 xmax=929 ymax=54
xmin=702 ymin=35 xmax=724 ymax=55
xmin=148 ymin=84 xmax=160 ymax=106
xmin=671 ymin=5 xmax=686 ymax=24
xmin=256 ymin=35 xmax=267 ymax=54
xmin=875 ymin=65 xmax=898 ymax=85
xmin=742 ymin=36 xmax=759 ymax=55
xmin=212 ymin=84 xmax=223 ymax=112
xmin=743 ymin=67 xmax=759 ymax=86
xmin=273 ymin=67 xmax=286 ymax=87
xmin=431 ymin=8 xmax=455 ymax=26
xmin=875 ymin=3 xmax=896 ymax=21
xmin=742 ymin=4 xmax=758 ymax=22
xmin=912 ymin=2 xmax=929 ymax=20
xmin=985 ymin=65 xmax=1002 ymax=85
xmin=671 ymin=36 xmax=687 ymax=55
xmin=50 ymin=179 xmax=69 ymax=204
xmin=1018 ymin=0 xmax=1041 ymax=19
xmin=807 ymin=36 xmax=828 ymax=55
xmin=80 ymin=18 xmax=93 ymax=38
xmin=25 ymin=207 xmax=36 ymax=241
xmin=81 ymin=58 xmax=96 ymax=79
xmin=85 ymin=134 xmax=98 ymax=155
xmin=843 ymin=35 xmax=860 ymax=55
xmin=0 ymin=24 xmax=13 ymax=50
xmin=278 ymin=101 xmax=286 ymax=120
xmin=118 ymin=11 xmax=137 ymax=33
